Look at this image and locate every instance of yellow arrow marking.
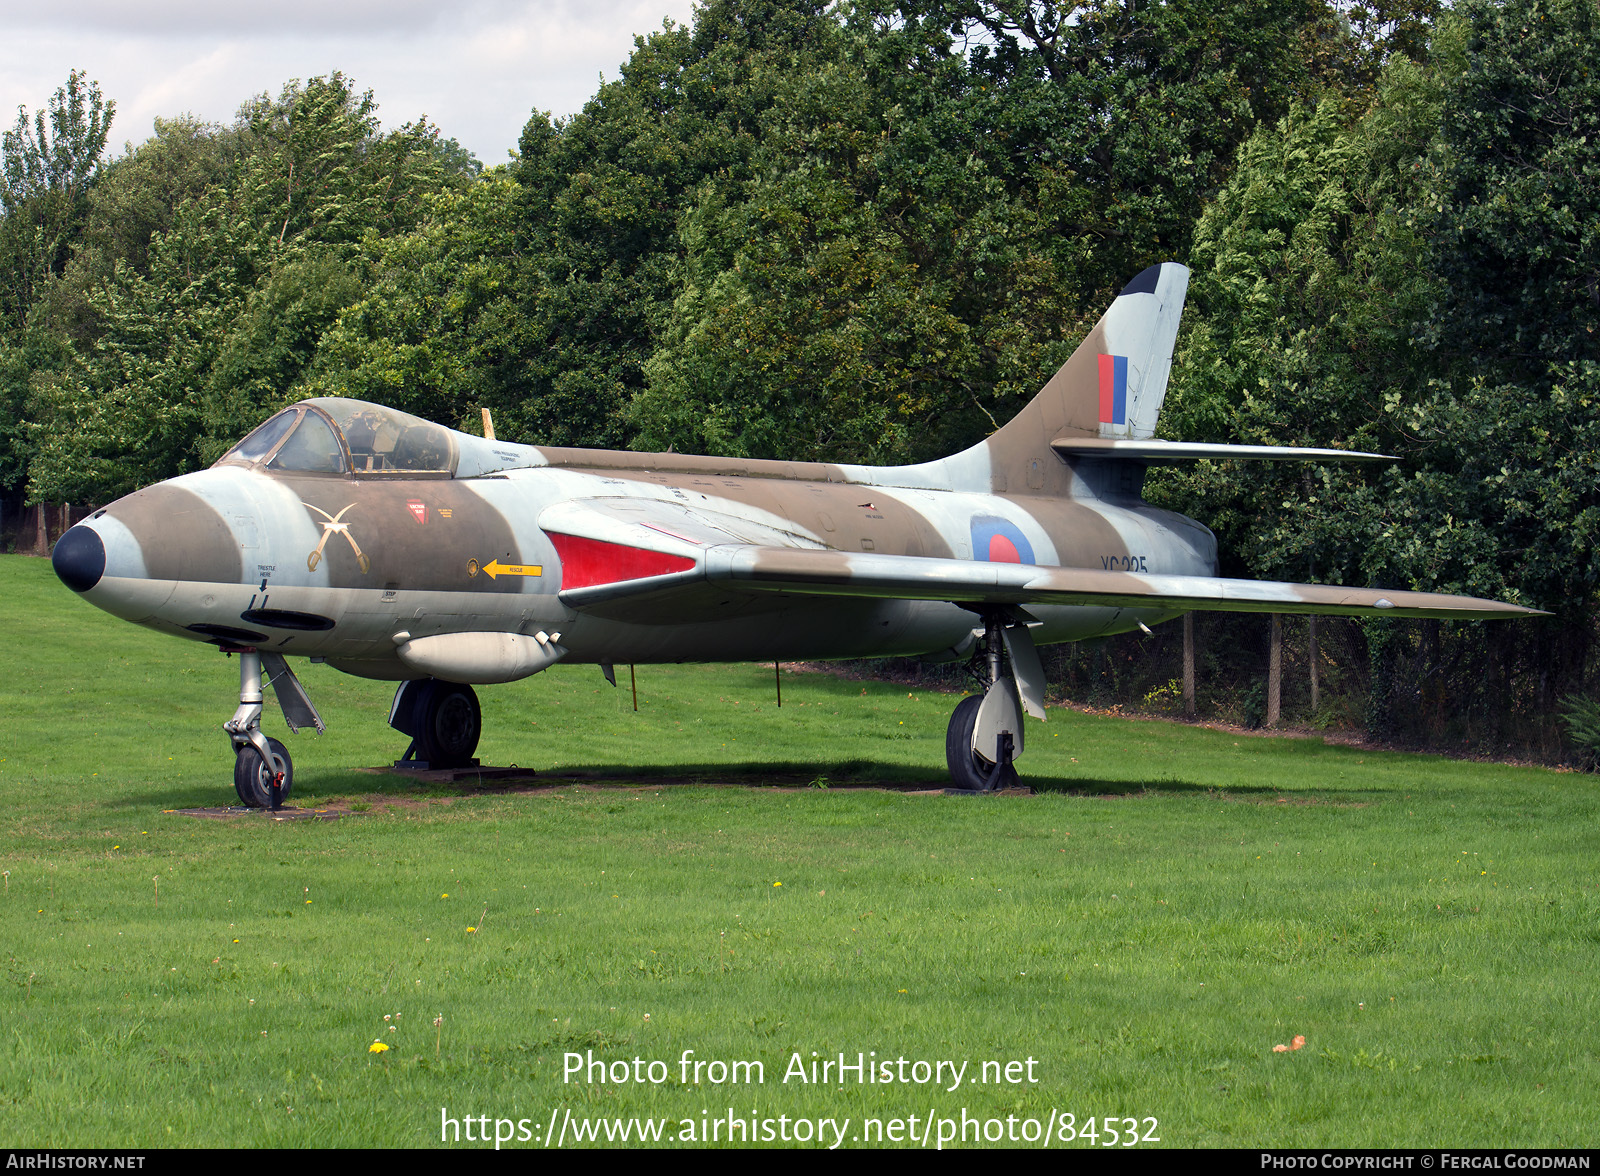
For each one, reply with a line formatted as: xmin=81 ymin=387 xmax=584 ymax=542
xmin=482 ymin=560 xmax=542 ymax=580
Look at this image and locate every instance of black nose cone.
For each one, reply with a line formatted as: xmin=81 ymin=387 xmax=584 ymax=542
xmin=53 ymin=526 xmax=106 ymax=593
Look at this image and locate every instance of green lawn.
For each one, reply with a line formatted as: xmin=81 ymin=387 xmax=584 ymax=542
xmin=1 ymin=554 xmax=1595 ymax=1148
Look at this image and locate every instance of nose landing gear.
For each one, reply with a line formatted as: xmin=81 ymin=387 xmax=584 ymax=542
xmin=223 ymin=649 xmax=290 ymax=809
xmin=221 ymin=649 xmax=324 ymax=809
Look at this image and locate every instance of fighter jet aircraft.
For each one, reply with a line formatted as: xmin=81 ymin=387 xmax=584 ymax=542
xmin=51 ymin=263 xmax=1540 ymax=806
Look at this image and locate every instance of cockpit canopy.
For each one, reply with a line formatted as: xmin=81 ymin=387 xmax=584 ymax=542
xmin=216 ymin=398 xmax=459 ymax=478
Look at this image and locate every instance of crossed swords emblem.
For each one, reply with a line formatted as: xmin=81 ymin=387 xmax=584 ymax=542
xmin=303 ymin=502 xmax=371 ymax=574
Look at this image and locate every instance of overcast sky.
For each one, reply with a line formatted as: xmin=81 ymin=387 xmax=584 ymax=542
xmin=0 ymin=0 xmax=700 ymax=166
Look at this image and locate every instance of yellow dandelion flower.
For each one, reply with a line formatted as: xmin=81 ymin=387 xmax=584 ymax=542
xmin=369 ymin=1041 xmax=389 ymax=1054
xmin=773 ymin=882 xmax=782 ymax=887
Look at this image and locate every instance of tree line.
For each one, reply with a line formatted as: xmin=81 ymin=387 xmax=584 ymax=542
xmin=2 ymin=0 xmax=1595 ymax=758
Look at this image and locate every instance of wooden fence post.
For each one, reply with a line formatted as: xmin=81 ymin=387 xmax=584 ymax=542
xmin=1309 ymin=616 xmax=1320 ymax=714
xmin=1183 ymin=613 xmax=1196 ymax=717
xmin=1267 ymin=614 xmax=1283 ymax=728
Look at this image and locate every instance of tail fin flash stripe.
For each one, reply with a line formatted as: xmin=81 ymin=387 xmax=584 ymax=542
xmin=1098 ymin=355 xmax=1129 ymax=426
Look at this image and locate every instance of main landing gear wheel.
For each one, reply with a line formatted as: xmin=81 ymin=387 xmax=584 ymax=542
xmin=234 ymin=737 xmax=293 ymax=808
xmin=418 ymin=681 xmax=481 ymax=766
xmin=392 ymin=679 xmax=482 ymax=768
xmin=945 ymin=695 xmax=1015 ymax=792
xmin=944 ymin=610 xmax=1026 ymax=792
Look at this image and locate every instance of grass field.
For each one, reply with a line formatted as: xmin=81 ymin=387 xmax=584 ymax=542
xmin=2 ymin=553 xmax=1596 ymax=1149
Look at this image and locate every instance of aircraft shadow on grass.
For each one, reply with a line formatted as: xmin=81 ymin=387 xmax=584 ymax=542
xmin=134 ymin=760 xmax=1389 ymax=809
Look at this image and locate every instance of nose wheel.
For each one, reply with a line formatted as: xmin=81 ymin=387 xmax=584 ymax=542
xmin=234 ymin=737 xmax=294 ymax=808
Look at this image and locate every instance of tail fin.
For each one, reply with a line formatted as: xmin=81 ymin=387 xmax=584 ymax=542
xmin=860 ymin=263 xmax=1190 ymax=493
xmin=979 ymin=262 xmax=1189 ymax=491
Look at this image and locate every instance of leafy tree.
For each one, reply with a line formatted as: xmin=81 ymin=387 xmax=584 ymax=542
xmin=502 ymin=0 xmax=847 ymax=449
xmin=0 ymin=71 xmax=115 ymax=500
xmin=625 ymin=0 xmax=1356 ymax=461
xmin=35 ymin=116 xmax=241 ymax=344
xmin=0 ymin=70 xmax=115 ymax=330
xmin=26 ymin=74 xmax=478 ymax=503
xmin=1152 ymin=77 xmax=1446 ymax=584
xmin=1154 ymin=0 xmax=1600 ymax=744
xmin=303 ymin=175 xmax=528 ymax=436
xmin=1375 ymin=0 xmax=1600 ymax=618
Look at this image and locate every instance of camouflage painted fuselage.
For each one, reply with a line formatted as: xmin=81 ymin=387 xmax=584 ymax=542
xmin=77 ymin=436 xmax=1213 ymax=680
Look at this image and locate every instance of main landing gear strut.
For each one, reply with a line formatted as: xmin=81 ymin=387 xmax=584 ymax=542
xmin=945 ymin=612 xmax=1026 ymax=793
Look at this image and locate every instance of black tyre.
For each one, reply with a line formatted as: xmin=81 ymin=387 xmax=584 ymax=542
xmin=416 ymin=680 xmax=481 ymax=767
xmin=234 ymin=737 xmax=293 ymax=808
xmin=945 ymin=695 xmax=996 ymax=791
xmin=945 ymin=694 xmax=1021 ymax=792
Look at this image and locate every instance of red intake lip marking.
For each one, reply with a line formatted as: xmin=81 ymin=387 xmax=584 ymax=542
xmin=546 ymin=532 xmax=697 ymax=590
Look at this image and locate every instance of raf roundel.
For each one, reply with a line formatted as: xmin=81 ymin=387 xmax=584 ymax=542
xmin=970 ymin=516 xmax=1035 ymax=565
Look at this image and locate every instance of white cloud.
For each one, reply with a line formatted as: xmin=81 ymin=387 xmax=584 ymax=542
xmin=0 ymin=0 xmax=698 ymax=164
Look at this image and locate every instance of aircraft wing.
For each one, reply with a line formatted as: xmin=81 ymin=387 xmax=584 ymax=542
xmin=695 ymin=547 xmax=1542 ymax=619
xmin=541 ymin=498 xmax=1543 ymax=621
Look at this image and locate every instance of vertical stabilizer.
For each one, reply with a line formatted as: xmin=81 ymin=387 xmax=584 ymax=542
xmin=977 ymin=262 xmax=1189 ymax=491
xmin=851 ymin=263 xmax=1190 ymax=494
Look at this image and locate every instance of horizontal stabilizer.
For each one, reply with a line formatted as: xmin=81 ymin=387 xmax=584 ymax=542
xmin=1051 ymin=439 xmax=1397 ymax=465
xmin=699 ymin=546 xmax=1544 ymax=620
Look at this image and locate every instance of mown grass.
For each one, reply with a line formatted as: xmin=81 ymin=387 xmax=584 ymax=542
xmin=2 ymin=553 xmax=1596 ymax=1148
